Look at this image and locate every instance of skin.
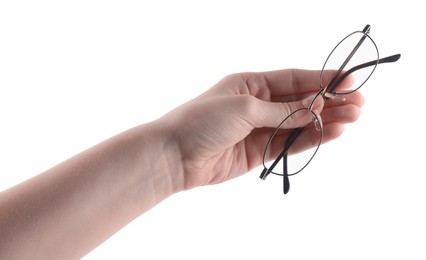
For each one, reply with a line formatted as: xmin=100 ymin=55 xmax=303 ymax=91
xmin=0 ymin=69 xmax=363 ymax=259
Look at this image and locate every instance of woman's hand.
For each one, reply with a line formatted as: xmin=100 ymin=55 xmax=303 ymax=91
xmin=160 ymin=69 xmax=364 ymax=190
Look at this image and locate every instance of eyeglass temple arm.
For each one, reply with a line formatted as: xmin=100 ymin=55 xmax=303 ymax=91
xmin=260 ymin=127 xmax=304 ymax=180
xmin=260 ymin=127 xmax=305 ymax=194
xmin=329 ymin=54 xmax=401 ymax=92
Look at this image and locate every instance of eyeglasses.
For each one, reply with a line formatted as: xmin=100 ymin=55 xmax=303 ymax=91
xmin=260 ymin=24 xmax=401 ymax=194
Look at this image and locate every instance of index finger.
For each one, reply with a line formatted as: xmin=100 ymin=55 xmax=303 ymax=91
xmin=263 ymin=69 xmax=321 ymax=94
xmin=258 ymin=69 xmax=321 ymax=102
xmin=259 ymin=69 xmax=354 ymax=102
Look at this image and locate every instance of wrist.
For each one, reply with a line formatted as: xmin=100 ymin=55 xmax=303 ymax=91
xmin=133 ymin=120 xmax=185 ymax=202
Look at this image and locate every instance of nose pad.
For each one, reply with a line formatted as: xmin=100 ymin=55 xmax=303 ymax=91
xmin=312 ymin=111 xmax=323 ymax=132
xmin=324 ymin=92 xmax=346 ymax=101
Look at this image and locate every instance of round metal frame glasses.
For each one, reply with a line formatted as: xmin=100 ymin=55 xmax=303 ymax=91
xmin=260 ymin=24 xmax=401 ymax=194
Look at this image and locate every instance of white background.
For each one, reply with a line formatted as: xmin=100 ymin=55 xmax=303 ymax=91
xmin=1 ymin=1 xmax=424 ymax=259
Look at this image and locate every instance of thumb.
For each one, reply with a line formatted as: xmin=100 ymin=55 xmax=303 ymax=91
xmin=250 ymin=94 xmax=324 ymax=129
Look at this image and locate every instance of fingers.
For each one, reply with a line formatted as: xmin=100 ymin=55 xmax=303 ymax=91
xmin=255 ymin=122 xmax=345 ymax=165
xmin=245 ymin=88 xmax=360 ymax=143
xmin=246 ymin=100 xmax=361 ymax=168
xmin=248 ymin=90 xmax=361 ymax=131
xmin=225 ymin=69 xmax=321 ymax=101
xmin=260 ymin=69 xmax=322 ymax=97
xmin=324 ymin=91 xmax=364 ymax=108
xmin=260 ymin=100 xmax=360 ymax=160
xmin=238 ymin=69 xmax=359 ymax=103
xmin=247 ymin=94 xmax=324 ymax=129
xmin=320 ymin=104 xmax=361 ymax=124
xmin=286 ymin=122 xmax=345 ymax=155
xmin=320 ymin=70 xmax=355 ymax=91
xmin=319 ymin=91 xmax=363 ymax=125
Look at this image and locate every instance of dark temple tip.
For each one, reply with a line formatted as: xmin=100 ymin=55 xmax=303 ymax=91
xmin=363 ymin=24 xmax=371 ymax=33
xmin=379 ymin=54 xmax=401 ymax=64
xmin=259 ymin=168 xmax=268 ymax=180
xmin=283 ymin=175 xmax=290 ymax=194
xmin=392 ymin=54 xmax=401 ymax=61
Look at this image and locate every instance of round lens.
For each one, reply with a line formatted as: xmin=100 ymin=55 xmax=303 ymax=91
xmin=262 ymin=108 xmax=323 ymax=177
xmin=320 ymin=31 xmax=379 ymax=95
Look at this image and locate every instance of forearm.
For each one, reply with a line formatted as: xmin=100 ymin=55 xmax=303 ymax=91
xmin=0 ymin=121 xmax=184 ymax=259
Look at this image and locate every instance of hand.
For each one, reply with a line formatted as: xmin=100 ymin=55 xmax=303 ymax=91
xmin=159 ymin=69 xmax=364 ymax=190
